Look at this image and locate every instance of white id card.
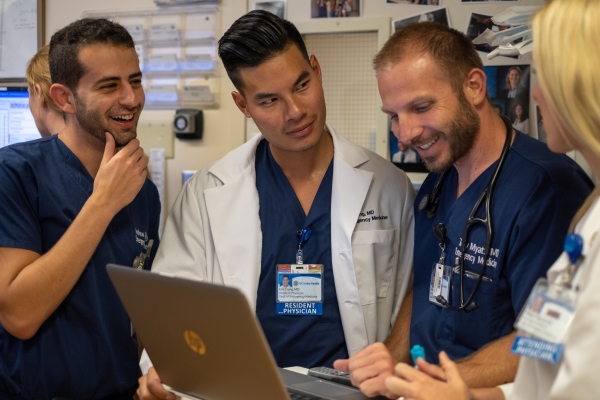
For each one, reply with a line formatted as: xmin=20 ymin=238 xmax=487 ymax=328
xmin=429 ymin=263 xmax=451 ymax=307
xmin=276 ymin=264 xmax=324 ymax=316
xmin=512 ymin=278 xmax=577 ymax=363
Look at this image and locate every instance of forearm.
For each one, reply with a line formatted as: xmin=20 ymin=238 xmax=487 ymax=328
xmin=0 ymin=195 xmax=115 ymax=339
xmin=384 ymin=288 xmax=412 ymax=363
xmin=456 ymin=331 xmax=519 ymax=388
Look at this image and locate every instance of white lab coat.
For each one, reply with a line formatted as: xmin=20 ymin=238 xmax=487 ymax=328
xmin=501 ymin=197 xmax=600 ymax=400
xmin=152 ymin=125 xmax=415 ymax=356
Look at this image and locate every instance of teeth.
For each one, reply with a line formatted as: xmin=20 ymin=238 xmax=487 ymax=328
xmin=419 ymin=139 xmax=436 ymax=150
xmin=112 ymin=115 xmax=133 ymax=121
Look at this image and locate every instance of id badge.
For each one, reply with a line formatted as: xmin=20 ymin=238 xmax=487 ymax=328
xmin=511 ymin=278 xmax=577 ymax=363
xmin=429 ymin=263 xmax=451 ymax=307
xmin=276 ymin=264 xmax=324 ymax=316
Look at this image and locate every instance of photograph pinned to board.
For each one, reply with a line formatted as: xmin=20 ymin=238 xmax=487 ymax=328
xmin=389 ymin=122 xmax=428 ymax=173
xmin=387 ymin=0 xmax=440 ymax=5
xmin=253 ymin=1 xmax=287 ymax=19
xmin=535 ymin=105 xmax=546 ymax=143
xmin=392 ymin=7 xmax=450 ymax=32
xmin=466 ymin=12 xmax=520 ymax=59
xmin=484 ymin=65 xmax=531 ymax=135
xmin=311 ymin=0 xmax=361 ymax=18
xmin=461 ymin=0 xmax=519 ymax=3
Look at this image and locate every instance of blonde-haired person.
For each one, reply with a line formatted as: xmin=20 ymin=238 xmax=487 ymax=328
xmin=381 ymin=1 xmax=600 ymax=399
xmin=26 ymin=45 xmax=64 ymax=137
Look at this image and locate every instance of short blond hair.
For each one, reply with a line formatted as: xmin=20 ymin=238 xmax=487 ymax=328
xmin=533 ymin=0 xmax=600 ymax=230
xmin=26 ymin=45 xmax=61 ymax=113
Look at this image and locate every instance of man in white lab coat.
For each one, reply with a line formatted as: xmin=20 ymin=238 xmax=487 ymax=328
xmin=137 ymin=9 xmax=414 ymax=399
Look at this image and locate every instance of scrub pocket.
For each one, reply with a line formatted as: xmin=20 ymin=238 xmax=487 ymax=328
xmin=451 ymin=275 xmax=498 ymax=350
xmin=351 ymin=229 xmax=396 ymax=301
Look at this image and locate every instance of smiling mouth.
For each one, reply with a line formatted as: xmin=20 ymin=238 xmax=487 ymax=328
xmin=111 ymin=114 xmax=134 ymax=122
xmin=287 ymin=121 xmax=313 ymax=135
xmin=417 ymin=138 xmax=437 ymax=150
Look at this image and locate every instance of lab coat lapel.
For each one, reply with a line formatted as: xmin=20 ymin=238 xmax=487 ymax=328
xmin=329 ymin=126 xmax=373 ymax=353
xmin=204 ymin=135 xmax=263 ymax=310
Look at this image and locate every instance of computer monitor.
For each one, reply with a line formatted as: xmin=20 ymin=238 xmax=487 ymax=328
xmin=0 ymin=84 xmax=39 ymax=149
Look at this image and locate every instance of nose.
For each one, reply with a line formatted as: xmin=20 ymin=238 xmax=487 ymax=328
xmin=392 ymin=113 xmax=423 ymax=146
xmin=284 ymin=94 xmax=306 ymax=121
xmin=119 ymin=83 xmax=140 ymax=108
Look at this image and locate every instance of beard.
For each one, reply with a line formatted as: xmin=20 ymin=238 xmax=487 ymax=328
xmin=73 ymin=93 xmax=137 ymax=147
xmin=420 ymin=91 xmax=480 ymax=173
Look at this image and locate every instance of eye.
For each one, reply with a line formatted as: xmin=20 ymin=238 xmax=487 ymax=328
xmin=262 ymin=97 xmax=277 ymax=105
xmin=297 ymin=80 xmax=309 ymax=90
xmin=100 ymin=83 xmax=117 ymax=90
xmin=414 ymin=103 xmax=432 ymax=114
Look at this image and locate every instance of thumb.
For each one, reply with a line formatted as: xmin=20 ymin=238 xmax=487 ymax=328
xmin=102 ymin=132 xmax=115 ymax=166
xmin=438 ymin=351 xmax=461 ymax=383
xmin=333 ymin=359 xmax=349 ymax=372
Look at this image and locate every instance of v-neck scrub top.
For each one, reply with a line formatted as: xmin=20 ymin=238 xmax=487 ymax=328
xmin=410 ymin=131 xmax=593 ymax=364
xmin=0 ymin=136 xmax=161 ymax=399
xmin=255 ymin=139 xmax=348 ymax=368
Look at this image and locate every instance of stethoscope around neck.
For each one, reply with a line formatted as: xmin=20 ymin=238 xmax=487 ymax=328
xmin=418 ymin=115 xmax=513 ymax=312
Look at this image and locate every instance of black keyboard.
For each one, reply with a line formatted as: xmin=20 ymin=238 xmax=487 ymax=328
xmin=288 ymin=388 xmax=326 ymax=400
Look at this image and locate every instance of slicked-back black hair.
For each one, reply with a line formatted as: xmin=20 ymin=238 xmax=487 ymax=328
xmin=218 ymin=10 xmax=310 ymax=92
xmin=49 ymin=18 xmax=135 ymax=92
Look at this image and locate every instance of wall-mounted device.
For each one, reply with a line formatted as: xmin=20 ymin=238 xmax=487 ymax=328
xmin=174 ymin=109 xmax=203 ymax=139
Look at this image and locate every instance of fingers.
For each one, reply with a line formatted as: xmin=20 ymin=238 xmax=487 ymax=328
xmin=333 ymin=359 xmax=349 ymax=372
xmin=384 ymin=375 xmax=412 ymax=399
xmin=102 ymin=132 xmax=116 ymax=167
xmin=137 ymin=367 xmax=175 ymax=400
xmin=346 ymin=344 xmax=397 ymax=398
xmin=415 ymin=358 xmax=446 ymax=381
xmin=438 ymin=351 xmax=461 ymax=384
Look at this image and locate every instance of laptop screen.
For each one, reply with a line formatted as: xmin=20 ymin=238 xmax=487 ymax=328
xmin=0 ymin=85 xmax=39 ymax=149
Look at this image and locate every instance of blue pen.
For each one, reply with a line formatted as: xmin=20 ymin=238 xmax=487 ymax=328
xmin=410 ymin=345 xmax=425 ymax=369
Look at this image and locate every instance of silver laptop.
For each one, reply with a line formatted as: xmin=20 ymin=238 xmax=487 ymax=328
xmin=107 ymin=264 xmax=380 ymax=400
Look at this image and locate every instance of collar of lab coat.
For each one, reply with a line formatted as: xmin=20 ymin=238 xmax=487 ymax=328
xmin=204 ymin=124 xmax=372 ymax=352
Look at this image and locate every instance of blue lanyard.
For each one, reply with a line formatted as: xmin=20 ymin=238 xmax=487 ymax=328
xmin=562 ymin=233 xmax=584 ymax=287
xmin=296 ymin=227 xmax=312 ymax=264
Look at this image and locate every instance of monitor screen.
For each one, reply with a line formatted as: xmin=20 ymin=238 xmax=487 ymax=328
xmin=0 ymin=85 xmax=39 ymax=149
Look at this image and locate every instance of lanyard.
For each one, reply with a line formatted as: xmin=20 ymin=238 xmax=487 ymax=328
xmin=296 ymin=227 xmax=312 ymax=264
xmin=559 ymin=233 xmax=584 ymax=288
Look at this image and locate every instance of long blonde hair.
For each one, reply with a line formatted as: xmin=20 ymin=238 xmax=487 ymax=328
xmin=533 ymin=0 xmax=600 ymax=231
xmin=26 ymin=45 xmax=62 ymax=113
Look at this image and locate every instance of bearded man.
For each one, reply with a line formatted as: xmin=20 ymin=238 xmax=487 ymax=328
xmin=334 ymin=22 xmax=593 ymax=397
xmin=0 ymin=18 xmax=159 ymax=399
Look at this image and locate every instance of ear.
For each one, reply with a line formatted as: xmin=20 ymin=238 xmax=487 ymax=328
xmin=49 ymin=83 xmax=75 ymax=114
xmin=231 ymin=91 xmax=252 ymax=118
xmin=463 ymin=68 xmax=487 ymax=107
xmin=309 ymin=55 xmax=323 ymax=84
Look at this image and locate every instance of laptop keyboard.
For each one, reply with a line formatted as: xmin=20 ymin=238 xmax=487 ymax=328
xmin=287 ymin=388 xmax=326 ymax=400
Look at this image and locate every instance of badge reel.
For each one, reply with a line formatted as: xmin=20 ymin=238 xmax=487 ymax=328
xmin=276 ymin=228 xmax=324 ymax=316
xmin=511 ymin=234 xmax=583 ymax=363
xmin=429 ymin=223 xmax=451 ymax=307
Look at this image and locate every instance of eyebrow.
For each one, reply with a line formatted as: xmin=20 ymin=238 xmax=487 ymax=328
xmin=253 ymin=70 xmax=311 ymax=102
xmin=381 ymin=96 xmax=435 ymax=114
xmin=94 ymin=72 xmax=143 ymax=87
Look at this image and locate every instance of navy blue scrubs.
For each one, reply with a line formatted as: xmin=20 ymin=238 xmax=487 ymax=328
xmin=255 ymin=139 xmax=348 ymax=368
xmin=411 ymin=131 xmax=593 ymax=364
xmin=0 ymin=136 xmax=161 ymax=399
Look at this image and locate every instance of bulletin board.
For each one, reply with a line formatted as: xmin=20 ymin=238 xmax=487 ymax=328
xmin=295 ymin=17 xmax=390 ymax=158
xmin=0 ymin=0 xmax=44 ymax=80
